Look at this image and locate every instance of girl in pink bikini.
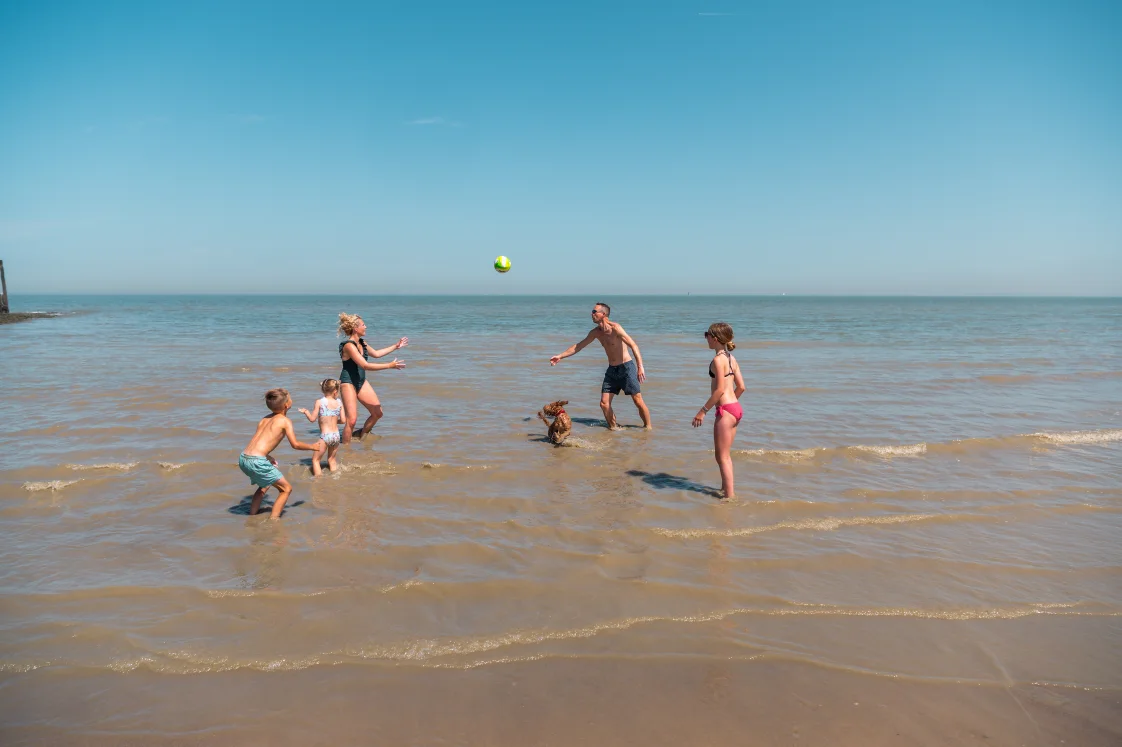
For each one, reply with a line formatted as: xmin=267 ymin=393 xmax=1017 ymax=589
xmin=692 ymin=322 xmax=746 ymax=500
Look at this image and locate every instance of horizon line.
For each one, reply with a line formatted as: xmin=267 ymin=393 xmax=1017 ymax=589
xmin=7 ymin=292 xmax=1121 ymax=300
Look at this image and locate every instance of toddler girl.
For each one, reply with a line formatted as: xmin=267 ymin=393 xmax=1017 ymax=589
xmin=298 ymin=379 xmax=345 ymax=475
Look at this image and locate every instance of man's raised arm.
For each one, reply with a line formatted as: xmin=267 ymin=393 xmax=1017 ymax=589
xmin=550 ymin=330 xmax=597 ymax=366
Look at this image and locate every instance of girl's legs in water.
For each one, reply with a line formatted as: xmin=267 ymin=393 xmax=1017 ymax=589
xmin=340 ymin=383 xmax=359 ymax=445
xmin=326 ymin=442 xmax=340 ymax=472
xmin=713 ymin=412 xmax=738 ymax=499
xmin=355 ymin=382 xmax=383 ymax=439
xmin=310 ymin=440 xmax=325 ymax=477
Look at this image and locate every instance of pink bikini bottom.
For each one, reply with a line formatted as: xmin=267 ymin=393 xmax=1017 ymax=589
xmin=715 ymin=402 xmax=743 ymax=424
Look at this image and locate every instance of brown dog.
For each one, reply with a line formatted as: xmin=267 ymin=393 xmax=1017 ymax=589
xmin=537 ymin=400 xmax=572 ymax=445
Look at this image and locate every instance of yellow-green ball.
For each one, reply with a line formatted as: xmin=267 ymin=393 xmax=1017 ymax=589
xmin=494 ymin=256 xmax=511 ymax=273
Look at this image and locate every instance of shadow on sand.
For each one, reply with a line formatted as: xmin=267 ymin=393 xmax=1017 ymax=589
xmin=570 ymin=417 xmax=644 ymax=430
xmin=228 ymin=496 xmax=306 ymax=517
xmin=626 ymin=470 xmax=723 ymax=498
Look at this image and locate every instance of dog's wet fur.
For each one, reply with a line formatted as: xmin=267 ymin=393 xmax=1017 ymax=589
xmin=537 ymin=400 xmax=572 ymax=445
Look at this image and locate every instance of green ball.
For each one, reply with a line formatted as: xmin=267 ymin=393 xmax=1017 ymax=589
xmin=494 ymin=256 xmax=511 ymax=273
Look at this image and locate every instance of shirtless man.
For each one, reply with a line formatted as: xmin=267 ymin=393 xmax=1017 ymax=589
xmin=550 ymin=302 xmax=652 ymax=430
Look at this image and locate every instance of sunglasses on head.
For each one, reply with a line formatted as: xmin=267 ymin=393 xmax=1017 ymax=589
xmin=704 ymin=331 xmax=712 ymax=338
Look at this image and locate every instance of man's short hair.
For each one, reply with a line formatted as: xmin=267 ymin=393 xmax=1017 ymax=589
xmin=595 ymin=302 xmax=610 ymax=317
xmin=265 ymin=388 xmax=290 ymax=413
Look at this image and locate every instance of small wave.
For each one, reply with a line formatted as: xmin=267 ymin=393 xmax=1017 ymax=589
xmin=735 ymin=448 xmax=818 ymax=463
xmin=849 ymin=443 xmax=927 ymax=458
xmin=65 ymin=462 xmax=138 ymax=471
xmin=23 ymin=479 xmax=81 ymax=492
xmin=10 ymin=601 xmax=1114 ymax=675
xmin=205 ymin=589 xmax=332 ymax=599
xmin=340 ymin=462 xmax=398 ymax=476
xmin=422 ymin=463 xmax=492 ymax=471
xmin=1031 ymin=429 xmax=1122 ymax=446
xmin=205 ymin=579 xmax=423 ymax=599
xmin=735 ymin=427 xmax=1121 ymax=466
xmin=653 ymin=513 xmax=942 ymax=539
xmin=158 ymin=462 xmax=186 ymax=470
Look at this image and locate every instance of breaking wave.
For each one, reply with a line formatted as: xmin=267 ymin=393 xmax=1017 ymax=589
xmin=736 ymin=428 xmax=1122 ymax=464
xmin=22 ymin=480 xmax=82 ymax=492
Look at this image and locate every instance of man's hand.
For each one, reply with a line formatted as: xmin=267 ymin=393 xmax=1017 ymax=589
xmin=267 ymin=455 xmax=278 ymax=466
xmin=549 ymin=355 xmax=562 ymax=366
xmin=637 ymin=364 xmax=646 ymax=383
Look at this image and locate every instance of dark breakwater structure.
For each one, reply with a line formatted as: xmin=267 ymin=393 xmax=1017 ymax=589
xmin=0 ymin=260 xmax=56 ymax=325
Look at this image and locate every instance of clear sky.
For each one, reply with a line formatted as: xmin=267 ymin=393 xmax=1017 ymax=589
xmin=1 ymin=0 xmax=1119 ymax=295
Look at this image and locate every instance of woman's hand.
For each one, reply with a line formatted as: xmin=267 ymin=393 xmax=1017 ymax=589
xmin=390 ymin=358 xmax=406 ymax=370
xmin=395 ymin=337 xmax=409 ymax=350
xmin=692 ymin=409 xmax=706 ymax=428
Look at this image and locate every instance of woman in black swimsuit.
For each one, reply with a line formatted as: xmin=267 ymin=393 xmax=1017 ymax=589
xmin=337 ymin=313 xmax=408 ymax=444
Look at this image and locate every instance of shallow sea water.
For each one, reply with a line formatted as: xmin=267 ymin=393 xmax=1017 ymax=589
xmin=1 ymin=295 xmax=1120 ymax=745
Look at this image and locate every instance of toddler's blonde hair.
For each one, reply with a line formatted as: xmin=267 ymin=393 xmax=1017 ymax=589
xmin=320 ymin=378 xmax=339 ymax=395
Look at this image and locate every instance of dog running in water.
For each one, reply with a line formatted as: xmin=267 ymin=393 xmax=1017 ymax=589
xmin=537 ymin=400 xmax=572 ymax=445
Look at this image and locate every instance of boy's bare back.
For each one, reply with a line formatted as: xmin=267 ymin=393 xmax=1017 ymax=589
xmin=243 ymin=414 xmax=299 ymax=458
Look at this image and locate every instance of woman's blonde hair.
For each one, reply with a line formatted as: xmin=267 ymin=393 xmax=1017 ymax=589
xmin=338 ymin=313 xmax=362 ymax=337
xmin=320 ymin=378 xmax=340 ymax=395
xmin=707 ymin=322 xmax=736 ymax=351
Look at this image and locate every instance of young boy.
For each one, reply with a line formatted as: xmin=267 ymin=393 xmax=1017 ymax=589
xmin=238 ymin=388 xmax=323 ymax=518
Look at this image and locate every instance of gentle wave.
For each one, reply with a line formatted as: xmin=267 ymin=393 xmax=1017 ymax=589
xmin=64 ymin=462 xmax=138 ymax=471
xmin=850 ymin=443 xmax=928 ymax=457
xmin=737 ymin=427 xmax=1122 ymax=464
xmin=340 ymin=462 xmax=398 ymax=476
xmin=23 ymin=480 xmax=81 ymax=492
xmin=157 ymin=462 xmax=187 ymax=470
xmin=653 ymin=513 xmax=943 ymax=539
xmin=421 ymin=463 xmax=492 ymax=471
xmin=205 ymin=579 xmax=423 ymax=599
xmin=1032 ymin=429 xmax=1122 ymax=445
xmin=3 ymin=601 xmax=1114 ymax=675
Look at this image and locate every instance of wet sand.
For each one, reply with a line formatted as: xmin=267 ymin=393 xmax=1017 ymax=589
xmin=3 ymin=656 xmax=1120 ymax=746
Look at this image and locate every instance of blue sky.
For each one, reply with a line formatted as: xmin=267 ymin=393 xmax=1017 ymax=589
xmin=1 ymin=0 xmax=1119 ymax=295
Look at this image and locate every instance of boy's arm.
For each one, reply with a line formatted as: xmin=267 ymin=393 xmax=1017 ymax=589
xmin=282 ymin=417 xmax=321 ymax=451
xmin=615 ymin=325 xmax=646 ymax=382
xmin=550 ymin=330 xmax=596 ymax=365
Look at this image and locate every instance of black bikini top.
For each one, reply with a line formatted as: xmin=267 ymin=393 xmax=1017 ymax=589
xmin=709 ymin=352 xmax=737 ymax=379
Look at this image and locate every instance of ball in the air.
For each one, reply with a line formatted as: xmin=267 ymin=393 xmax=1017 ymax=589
xmin=494 ymin=256 xmax=511 ymax=273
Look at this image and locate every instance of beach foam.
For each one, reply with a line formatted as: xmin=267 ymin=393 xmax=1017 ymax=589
xmin=23 ymin=480 xmax=81 ymax=492
xmin=1031 ymin=429 xmax=1122 ymax=445
xmin=65 ymin=462 xmax=138 ymax=471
